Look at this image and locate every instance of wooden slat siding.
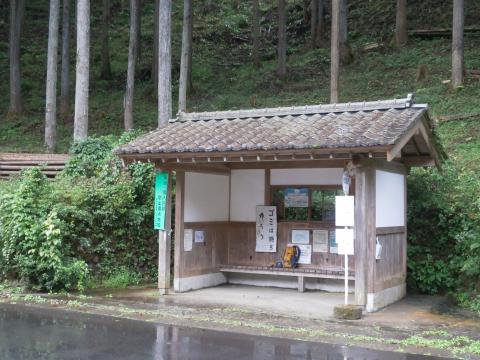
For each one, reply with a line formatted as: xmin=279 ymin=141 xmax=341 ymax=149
xmin=174 ymin=171 xmax=185 ymax=284
xmin=374 ymin=230 xmax=406 ymax=292
xmin=226 ymin=222 xmax=353 ymax=270
xmin=181 ymin=222 xmax=229 ymax=277
xmin=0 ymin=153 xmax=70 ymax=179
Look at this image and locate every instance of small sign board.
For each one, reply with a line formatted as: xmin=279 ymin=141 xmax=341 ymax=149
xmin=291 ymin=230 xmax=310 ymax=244
xmin=154 ymin=172 xmax=169 ymax=230
xmin=284 ymin=188 xmax=309 ymax=208
xmin=255 ymin=206 xmax=277 ymax=252
xmin=336 ymin=228 xmax=354 ymax=255
xmin=184 ymin=229 xmax=193 ymax=252
xmin=195 ymin=230 xmax=205 ymax=243
xmin=313 ymin=230 xmax=329 ymax=253
xmin=335 ymin=196 xmax=355 ymax=227
xmin=297 ymin=244 xmax=312 ymax=264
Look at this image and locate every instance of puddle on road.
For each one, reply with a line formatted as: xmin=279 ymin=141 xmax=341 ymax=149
xmin=0 ymin=303 xmax=448 ymax=360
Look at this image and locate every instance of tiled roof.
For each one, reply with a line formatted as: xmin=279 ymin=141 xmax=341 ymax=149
xmin=115 ymin=96 xmax=428 ymax=156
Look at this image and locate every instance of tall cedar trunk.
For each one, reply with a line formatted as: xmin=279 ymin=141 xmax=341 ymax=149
xmin=339 ymin=0 xmax=351 ymax=65
xmin=451 ymin=0 xmax=464 ymax=88
xmin=252 ymin=0 xmax=261 ymax=67
xmin=124 ymin=0 xmax=139 ymax=130
xmin=178 ymin=0 xmax=192 ymax=112
xmin=74 ymin=0 xmax=90 ymax=141
xmin=136 ymin=0 xmax=141 ymax=59
xmin=310 ymin=0 xmax=317 ymax=48
xmin=315 ymin=0 xmax=325 ymax=47
xmin=158 ymin=0 xmax=172 ymax=127
xmin=330 ymin=0 xmax=340 ymax=103
xmin=187 ymin=10 xmax=193 ymax=92
xmin=8 ymin=0 xmax=25 ymax=115
xmin=395 ymin=0 xmax=407 ymax=46
xmin=277 ymin=0 xmax=286 ymax=78
xmin=45 ymin=0 xmax=60 ymax=152
xmin=153 ymin=0 xmax=159 ymax=89
xmin=100 ymin=0 xmax=112 ymax=79
xmin=60 ymin=0 xmax=70 ymax=116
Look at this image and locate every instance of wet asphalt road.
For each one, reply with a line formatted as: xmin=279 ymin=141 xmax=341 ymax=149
xmin=0 ymin=303 xmax=449 ymax=360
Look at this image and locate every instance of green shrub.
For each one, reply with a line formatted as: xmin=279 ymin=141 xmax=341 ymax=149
xmin=407 ymin=161 xmax=480 ymax=306
xmin=0 ymin=133 xmax=157 ymax=292
xmin=101 ymin=267 xmax=142 ymax=289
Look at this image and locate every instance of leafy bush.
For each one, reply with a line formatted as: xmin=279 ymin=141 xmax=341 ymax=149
xmin=0 ymin=133 xmax=157 ymax=292
xmin=101 ymin=267 xmax=142 ymax=289
xmin=407 ymin=161 xmax=480 ymax=308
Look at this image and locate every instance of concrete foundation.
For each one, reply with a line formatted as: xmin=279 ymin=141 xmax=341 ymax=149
xmin=366 ymin=283 xmax=406 ymax=312
xmin=174 ymin=272 xmax=227 ymax=293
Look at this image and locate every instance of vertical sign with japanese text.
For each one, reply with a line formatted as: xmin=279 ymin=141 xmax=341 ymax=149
xmin=255 ymin=206 xmax=277 ymax=252
xmin=154 ymin=172 xmax=169 ymax=230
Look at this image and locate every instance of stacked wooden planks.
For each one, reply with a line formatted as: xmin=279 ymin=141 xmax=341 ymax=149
xmin=0 ymin=153 xmax=70 ymax=180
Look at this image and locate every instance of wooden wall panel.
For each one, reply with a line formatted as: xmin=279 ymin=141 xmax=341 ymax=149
xmin=374 ymin=227 xmax=406 ymax=292
xmin=180 ymin=222 xmax=228 ymax=277
xmin=226 ymin=222 xmax=354 ymax=269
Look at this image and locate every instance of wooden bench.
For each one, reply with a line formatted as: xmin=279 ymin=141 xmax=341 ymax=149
xmin=220 ymin=265 xmax=354 ymax=292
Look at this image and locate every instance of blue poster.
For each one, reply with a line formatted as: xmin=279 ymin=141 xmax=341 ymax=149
xmin=284 ymin=188 xmax=309 ymax=208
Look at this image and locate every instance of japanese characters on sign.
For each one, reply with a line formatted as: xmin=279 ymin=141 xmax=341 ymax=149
xmin=313 ymin=230 xmax=329 ymax=253
xmin=154 ymin=172 xmax=169 ymax=230
xmin=255 ymin=206 xmax=277 ymax=253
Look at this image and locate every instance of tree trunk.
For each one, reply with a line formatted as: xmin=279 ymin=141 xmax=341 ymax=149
xmin=277 ymin=0 xmax=286 ymax=78
xmin=187 ymin=10 xmax=193 ymax=92
xmin=451 ymin=0 xmax=464 ymax=88
xmin=158 ymin=0 xmax=172 ymax=127
xmin=8 ymin=0 xmax=25 ymax=115
xmin=136 ymin=0 xmax=141 ymax=59
xmin=339 ymin=0 xmax=352 ymax=65
xmin=178 ymin=0 xmax=192 ymax=113
xmin=45 ymin=0 xmax=60 ymax=152
xmin=395 ymin=0 xmax=407 ymax=46
xmin=152 ymin=0 xmax=159 ymax=88
xmin=315 ymin=0 xmax=325 ymax=47
xmin=74 ymin=0 xmax=90 ymax=141
xmin=60 ymin=0 xmax=70 ymax=116
xmin=100 ymin=0 xmax=112 ymax=79
xmin=124 ymin=0 xmax=139 ymax=130
xmin=310 ymin=0 xmax=317 ymax=48
xmin=252 ymin=0 xmax=261 ymax=67
xmin=330 ymin=0 xmax=340 ymax=103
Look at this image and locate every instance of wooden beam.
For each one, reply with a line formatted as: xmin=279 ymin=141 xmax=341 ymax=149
xmin=354 ymin=164 xmax=376 ymax=306
xmin=387 ymin=120 xmax=423 ymax=162
xmin=173 ymin=171 xmax=185 ymax=293
xmin=157 ymin=170 xmax=173 ymax=295
xmin=353 ymin=157 xmax=407 ymax=175
xmin=418 ymin=117 xmax=442 ymax=170
xmin=157 ymin=163 xmax=230 ymax=175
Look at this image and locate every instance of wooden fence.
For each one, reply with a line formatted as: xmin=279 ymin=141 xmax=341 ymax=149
xmin=0 ymin=153 xmax=70 ymax=180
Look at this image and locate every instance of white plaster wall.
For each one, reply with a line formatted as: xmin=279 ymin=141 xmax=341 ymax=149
xmin=184 ymin=172 xmax=230 ymax=222
xmin=375 ymin=170 xmax=405 ymax=227
xmin=270 ymin=168 xmax=343 ymax=185
xmin=230 ymin=169 xmax=265 ymax=222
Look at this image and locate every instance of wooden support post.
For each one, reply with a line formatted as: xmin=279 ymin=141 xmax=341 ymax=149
xmin=354 ymin=164 xmax=375 ymax=306
xmin=298 ymin=276 xmax=305 ymax=292
xmin=174 ymin=171 xmax=185 ymax=292
xmin=158 ymin=170 xmax=172 ymax=295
